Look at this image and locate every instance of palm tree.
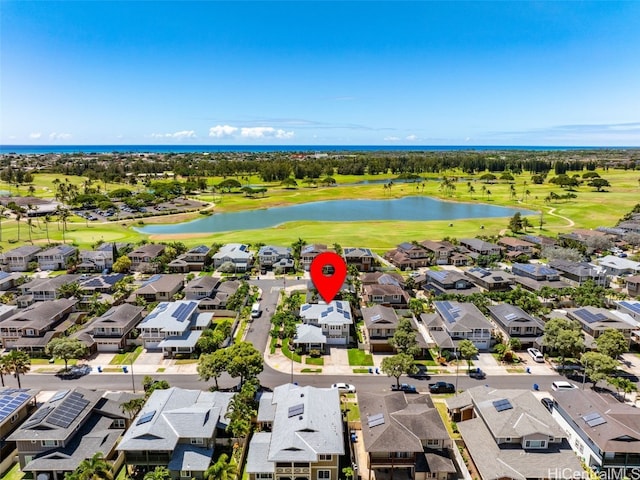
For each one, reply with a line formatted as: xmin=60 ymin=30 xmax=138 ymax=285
xmin=27 ymin=218 xmax=34 ymax=244
xmin=44 ymin=214 xmax=52 ymax=244
xmin=5 ymin=350 xmax=31 ymax=388
xmin=75 ymin=452 xmax=114 ymax=480
xmin=120 ymin=397 xmax=145 ymax=420
xmin=0 ymin=355 xmax=10 ymax=387
xmin=0 ymin=205 xmax=5 ymax=242
xmin=143 ymin=466 xmax=171 ymax=480
xmin=205 ymin=454 xmax=237 ymax=480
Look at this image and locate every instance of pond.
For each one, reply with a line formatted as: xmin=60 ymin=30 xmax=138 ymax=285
xmin=136 ymin=196 xmax=534 ymax=235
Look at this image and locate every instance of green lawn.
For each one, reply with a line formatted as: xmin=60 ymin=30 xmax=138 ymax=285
xmin=347 ymin=348 xmax=374 ymax=366
xmin=1 ymin=462 xmax=26 ymax=480
xmin=109 ymin=346 xmax=143 ymax=365
xmin=433 ymin=400 xmax=461 ymax=440
xmin=30 ymin=358 xmax=78 ymax=366
xmin=305 ymin=356 xmax=324 ymax=366
xmin=281 ymin=338 xmax=302 ymax=363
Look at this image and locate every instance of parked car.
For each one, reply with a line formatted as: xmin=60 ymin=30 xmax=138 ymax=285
xmin=56 ymin=364 xmax=92 ymax=380
xmin=409 ymin=364 xmax=430 ymax=379
xmin=527 ymin=347 xmax=544 ymax=363
xmin=332 ymin=383 xmax=356 ymax=393
xmin=391 ymin=383 xmax=417 ymax=393
xmin=551 ymin=381 xmax=578 ymax=391
xmin=429 ymin=382 xmax=455 ymax=394
xmin=468 ymin=368 xmax=486 ymax=379
xmin=540 ymin=397 xmax=554 ymax=412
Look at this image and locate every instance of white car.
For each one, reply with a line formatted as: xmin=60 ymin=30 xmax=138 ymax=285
xmin=527 ymin=347 xmax=544 ymax=363
xmin=332 ymin=383 xmax=356 ymax=393
xmin=551 ymin=381 xmax=578 ymax=391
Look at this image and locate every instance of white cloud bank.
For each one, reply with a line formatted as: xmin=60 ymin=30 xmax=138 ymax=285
xmin=29 ymin=132 xmax=42 ymax=139
xmin=209 ymin=125 xmax=238 ymax=138
xmin=208 ymin=125 xmax=294 ymax=140
xmin=150 ymin=130 xmax=196 ymax=139
xmin=49 ymin=132 xmax=72 ymax=140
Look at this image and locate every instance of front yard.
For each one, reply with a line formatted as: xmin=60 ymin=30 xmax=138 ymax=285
xmin=347 ymin=348 xmax=374 ymax=366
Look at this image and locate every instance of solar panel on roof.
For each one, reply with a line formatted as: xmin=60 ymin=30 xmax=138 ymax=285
xmin=582 ymin=412 xmax=607 ymax=427
xmin=24 ymin=406 xmax=54 ymax=427
xmin=288 ymin=404 xmax=304 ymax=418
xmin=492 ymin=399 xmax=513 ymax=412
xmin=504 ymin=313 xmax=518 ymax=321
xmin=47 ymin=392 xmax=90 ymax=428
xmin=50 ymin=390 xmax=69 ymax=402
xmin=367 ymin=413 xmax=385 ymax=428
xmin=136 ymin=410 xmax=156 ymax=426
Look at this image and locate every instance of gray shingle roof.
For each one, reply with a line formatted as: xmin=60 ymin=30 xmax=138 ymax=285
xmin=246 ymin=432 xmax=276 ymax=473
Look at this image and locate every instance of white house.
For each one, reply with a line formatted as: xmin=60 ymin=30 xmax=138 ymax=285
xmin=298 ymin=301 xmax=352 ymax=345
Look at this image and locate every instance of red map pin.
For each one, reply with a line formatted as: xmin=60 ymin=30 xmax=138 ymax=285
xmin=310 ymin=252 xmax=347 ymax=303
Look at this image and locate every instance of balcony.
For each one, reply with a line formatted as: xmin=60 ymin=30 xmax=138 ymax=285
xmin=275 ymin=467 xmax=310 ymax=475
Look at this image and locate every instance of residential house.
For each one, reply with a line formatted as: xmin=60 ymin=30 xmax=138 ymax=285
xmin=258 ymin=246 xmax=293 ymax=270
xmin=0 ymin=298 xmax=77 ymax=351
xmin=487 ymin=303 xmax=544 ymax=348
xmin=74 ymin=304 xmax=145 ymax=353
xmin=359 ymin=391 xmax=456 ymax=480
xmin=560 ymin=228 xmax=610 ymax=249
xmin=78 ymin=273 xmax=125 ymax=296
xmin=497 ymin=236 xmax=536 ymax=260
xmin=565 ymin=306 xmax=633 ymax=348
xmin=18 ymin=274 xmax=81 ymax=304
xmin=511 ymin=262 xmax=571 ymax=293
xmin=77 ymin=243 xmax=120 ymax=273
xmin=184 ymin=276 xmax=221 ymax=301
xmin=137 ymin=300 xmax=212 ymax=355
xmin=36 ymin=245 xmax=78 ymax=271
xmin=362 ymin=284 xmax=410 ymax=307
xmin=445 ymin=386 xmax=582 ymax=480
xmin=616 ymin=300 xmax=640 ymax=322
xmin=550 ymin=259 xmax=608 ymax=287
xmin=8 ymin=388 xmax=134 ymax=480
xmin=127 ymin=244 xmax=166 ymax=273
xmin=247 ymin=384 xmax=343 ymax=480
xmin=198 ymin=280 xmax=240 ymax=311
xmin=0 ymin=271 xmax=23 ymax=292
xmin=551 ymin=388 xmax=640 ymax=477
xmin=343 ymin=247 xmax=375 ymax=272
xmin=464 ymin=267 xmax=514 ymax=292
xmin=129 ymin=274 xmax=184 ymax=303
xmin=212 ymin=243 xmax=253 ymax=272
xmin=384 ymin=242 xmax=429 ymax=270
xmin=0 ymin=388 xmax=39 ymax=476
xmin=0 ymin=245 xmax=42 ymax=272
xmin=459 ymin=238 xmax=502 ymax=260
xmin=423 ymin=270 xmax=478 ymax=296
xmin=361 ymin=272 xmax=404 ymax=288
xmin=167 ymin=245 xmax=212 ymax=273
xmin=625 ymin=275 xmax=640 ymax=298
xmin=420 ymin=240 xmax=455 ymax=265
xmin=300 ymin=244 xmax=328 ymax=271
xmin=361 ymin=305 xmax=400 ymax=353
xmin=522 ymin=234 xmax=558 ymax=248
xmin=118 ymin=387 xmax=234 ymax=480
xmin=298 ymin=301 xmax=352 ymax=346
xmin=424 ymin=301 xmax=493 ymax=350
xmin=596 ymin=255 xmax=640 ymax=277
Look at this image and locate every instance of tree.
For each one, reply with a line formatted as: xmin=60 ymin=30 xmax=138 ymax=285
xmin=608 ymin=376 xmax=637 ymax=402
xmin=5 ymin=350 xmax=31 ymax=388
xmin=144 ymin=467 xmax=171 ymax=480
xmin=555 ymin=329 xmax=585 ymax=368
xmin=342 ymin=467 xmax=354 ymax=480
xmin=120 ymin=397 xmax=146 ymax=420
xmin=458 ymin=339 xmax=478 ymax=372
xmin=46 ymin=337 xmax=88 ymax=372
xmin=508 ymin=212 xmax=523 ymax=233
xmin=198 ymin=348 xmax=229 ymax=390
xmin=388 ymin=318 xmax=420 ymax=357
xmin=581 ymin=351 xmax=618 ymax=388
xmin=589 ymin=178 xmax=611 ymax=192
xmin=226 ymin=341 xmax=264 ymax=386
xmin=0 ymin=355 xmax=10 ymax=387
xmin=543 ymin=317 xmax=584 ymax=367
xmin=72 ymin=452 xmax=114 ymax=480
xmin=205 ymin=454 xmax=237 ymax=480
xmin=112 ymin=255 xmax=132 ymax=273
xmin=380 ymin=353 xmax=417 ymax=388
xmin=594 ymin=329 xmax=628 ymax=359
xmin=225 ymin=381 xmax=258 ymax=438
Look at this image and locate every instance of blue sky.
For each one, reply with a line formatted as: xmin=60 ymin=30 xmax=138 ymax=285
xmin=2 ymin=1 xmax=639 ymax=146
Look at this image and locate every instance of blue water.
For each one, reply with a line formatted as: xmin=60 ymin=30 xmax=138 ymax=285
xmin=137 ymin=196 xmax=534 ymax=235
xmin=1 ymin=144 xmax=634 ymax=155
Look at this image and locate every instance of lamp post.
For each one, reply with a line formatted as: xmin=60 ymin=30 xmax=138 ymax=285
xmin=130 ymin=358 xmax=136 ymax=393
xmin=454 ymin=349 xmax=459 ymax=395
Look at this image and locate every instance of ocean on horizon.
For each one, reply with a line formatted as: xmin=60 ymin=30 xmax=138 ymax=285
xmin=0 ymin=144 xmax=635 ymax=155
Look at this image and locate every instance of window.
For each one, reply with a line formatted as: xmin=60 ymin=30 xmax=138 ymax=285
xmin=41 ymin=440 xmax=59 ymax=447
xmin=191 ymin=438 xmax=204 ymax=445
xmin=180 ymin=471 xmax=190 ymax=478
xmin=318 ymin=471 xmax=330 ymax=480
xmin=112 ymin=419 xmax=126 ymax=428
xmin=524 ymin=440 xmax=546 ymax=449
xmin=318 ymin=455 xmax=332 ymax=461
xmin=392 ymin=452 xmax=409 ymax=458
xmin=426 ymin=439 xmax=440 ymax=447
xmin=256 ymin=475 xmax=272 ymax=480
xmin=11 ymin=413 xmax=19 ymax=423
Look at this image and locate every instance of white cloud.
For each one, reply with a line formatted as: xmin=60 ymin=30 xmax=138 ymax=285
xmin=405 ymin=134 xmax=418 ymax=141
xmin=150 ymin=130 xmax=196 ymax=139
xmin=209 ymin=125 xmax=238 ymax=138
xmin=29 ymin=132 xmax=42 ymax=139
xmin=240 ymin=127 xmax=294 ymax=139
xmin=49 ymin=132 xmax=72 ymax=140
xmin=384 ymin=136 xmax=400 ymax=141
